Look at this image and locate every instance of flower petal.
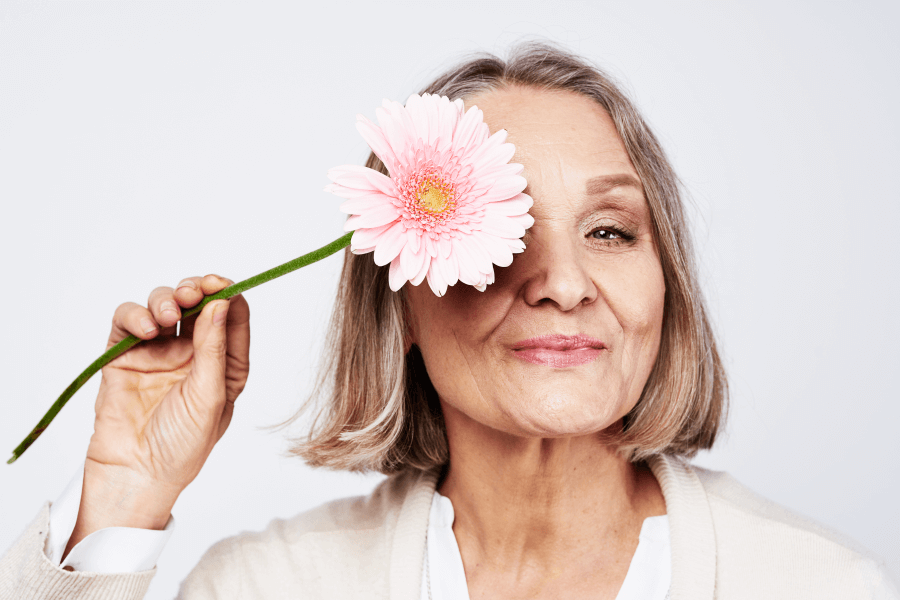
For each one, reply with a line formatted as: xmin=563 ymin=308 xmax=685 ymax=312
xmin=473 ymin=231 xmax=514 ymax=267
xmin=326 ymin=183 xmax=381 ymax=199
xmin=426 ymin=262 xmax=448 ymax=297
xmin=351 ymin=221 xmax=395 ymax=247
xmin=481 ymin=193 xmax=533 ymax=216
xmin=465 ymin=130 xmax=509 ymax=172
xmin=452 ymin=106 xmax=489 ymax=157
xmin=339 ymin=193 xmax=395 ymax=215
xmin=327 ymin=165 xmax=384 ymax=190
xmin=376 ymin=104 xmax=414 ymax=161
xmin=404 ymin=93 xmax=430 ymax=145
xmin=477 ymin=175 xmax=528 ymax=204
xmin=405 ymin=244 xmax=428 ymax=281
xmin=411 ymin=254 xmax=430 ymax=286
xmin=356 ymin=116 xmax=399 ymax=174
xmin=389 ymin=256 xmax=407 ymax=291
xmin=406 ymin=227 xmax=421 ymax=254
xmin=478 ymin=214 xmax=526 ymax=239
xmin=354 ymin=203 xmax=401 ymax=229
xmin=373 ymin=221 xmax=407 ymax=266
xmin=451 ymin=238 xmax=483 ymax=286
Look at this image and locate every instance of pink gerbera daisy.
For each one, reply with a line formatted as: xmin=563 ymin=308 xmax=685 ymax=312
xmin=325 ymin=93 xmax=534 ymax=296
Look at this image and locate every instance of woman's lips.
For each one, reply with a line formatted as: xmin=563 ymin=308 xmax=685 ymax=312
xmin=511 ymin=334 xmax=607 ymax=368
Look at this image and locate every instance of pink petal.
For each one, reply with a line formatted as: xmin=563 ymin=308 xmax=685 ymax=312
xmin=411 ymin=255 xmax=430 ymax=286
xmin=376 ymin=105 xmax=414 ymax=160
xmin=327 ymin=165 xmax=387 ymax=191
xmin=426 ymin=262 xmax=448 ymax=297
xmin=452 ymin=106 xmax=488 ymax=156
xmin=404 ymin=94 xmax=429 ymax=145
xmin=399 ymin=242 xmax=427 ymax=280
xmin=354 ymin=203 xmax=401 ymax=229
xmin=477 ymin=175 xmax=528 ymax=204
xmin=478 ymin=214 xmax=526 ymax=239
xmin=326 ymin=183 xmax=382 ymax=199
xmin=373 ymin=221 xmax=407 ymax=266
xmin=356 ymin=116 xmax=399 ymax=174
xmin=464 ymin=163 xmax=524 ymax=196
xmin=440 ymin=253 xmax=459 ymax=287
xmin=477 ymin=141 xmax=516 ymax=170
xmin=424 ymin=94 xmax=440 ymax=147
xmin=451 ymin=238 xmax=483 ymax=286
xmin=363 ymin=169 xmax=398 ymax=197
xmin=510 ymin=212 xmax=535 ymax=230
xmin=435 ymin=96 xmax=458 ymax=154
xmin=344 ymin=214 xmax=362 ymax=232
xmin=351 ymin=221 xmax=395 ymax=246
xmin=423 ymin=235 xmax=438 ymax=258
xmin=465 ymin=130 xmax=509 ymax=172
xmin=389 ymin=256 xmax=407 ymax=291
xmin=406 ymin=227 xmax=421 ymax=254
xmin=481 ymin=193 xmax=533 ymax=216
xmin=339 ymin=193 xmax=396 ymax=215
xmin=474 ymin=231 xmax=514 ymax=267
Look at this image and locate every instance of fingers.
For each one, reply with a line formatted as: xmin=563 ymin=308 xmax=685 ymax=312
xmin=178 ymin=275 xmax=235 ymax=338
xmin=108 ymin=302 xmax=162 ymax=349
xmin=106 ymin=274 xmax=240 ymax=350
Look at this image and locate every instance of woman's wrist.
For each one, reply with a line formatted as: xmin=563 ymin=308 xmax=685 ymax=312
xmin=61 ymin=462 xmax=179 ymax=563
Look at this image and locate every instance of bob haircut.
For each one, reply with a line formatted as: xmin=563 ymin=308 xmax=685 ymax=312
xmin=266 ymin=41 xmax=729 ymax=475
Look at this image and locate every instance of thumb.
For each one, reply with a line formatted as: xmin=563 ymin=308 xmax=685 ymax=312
xmin=187 ymin=299 xmax=230 ymax=405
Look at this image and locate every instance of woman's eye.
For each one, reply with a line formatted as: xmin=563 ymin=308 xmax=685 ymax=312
xmin=591 ymin=228 xmax=621 ymax=240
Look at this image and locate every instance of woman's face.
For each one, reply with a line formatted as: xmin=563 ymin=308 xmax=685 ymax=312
xmin=406 ymin=85 xmax=666 ymax=438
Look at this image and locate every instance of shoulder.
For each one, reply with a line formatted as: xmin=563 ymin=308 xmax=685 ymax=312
xmin=689 ymin=463 xmax=899 ymax=599
xmin=176 ymin=470 xmax=426 ymax=600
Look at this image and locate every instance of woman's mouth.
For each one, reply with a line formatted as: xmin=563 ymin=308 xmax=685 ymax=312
xmin=511 ymin=334 xmax=607 ymax=368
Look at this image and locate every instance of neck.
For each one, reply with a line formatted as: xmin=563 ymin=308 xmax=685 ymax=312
xmin=437 ymin=402 xmax=666 ymax=588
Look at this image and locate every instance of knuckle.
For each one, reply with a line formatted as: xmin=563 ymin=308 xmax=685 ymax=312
xmin=175 ymin=277 xmax=200 ymax=291
xmin=113 ymin=301 xmax=139 ymax=321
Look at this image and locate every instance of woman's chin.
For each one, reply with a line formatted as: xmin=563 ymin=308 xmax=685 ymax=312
xmin=503 ymin=396 xmax=625 ymax=438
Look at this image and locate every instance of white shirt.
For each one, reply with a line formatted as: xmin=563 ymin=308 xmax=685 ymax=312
xmin=48 ymin=461 xmax=671 ymax=599
xmin=419 ymin=492 xmax=671 ymax=600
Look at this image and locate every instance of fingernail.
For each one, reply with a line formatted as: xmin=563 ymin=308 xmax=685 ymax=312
xmin=213 ymin=301 xmax=229 ymax=325
xmin=141 ymin=318 xmax=157 ymax=334
xmin=161 ymin=301 xmax=178 ymax=317
xmin=176 ymin=279 xmax=197 ymax=292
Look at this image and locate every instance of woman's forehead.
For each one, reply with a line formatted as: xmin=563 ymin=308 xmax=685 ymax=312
xmin=469 ymin=86 xmax=638 ymax=180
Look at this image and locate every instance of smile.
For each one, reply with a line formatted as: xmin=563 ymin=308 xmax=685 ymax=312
xmin=511 ymin=335 xmax=607 ymax=368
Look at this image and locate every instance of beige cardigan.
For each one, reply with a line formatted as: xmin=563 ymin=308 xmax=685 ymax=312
xmin=1 ymin=454 xmax=897 ymax=600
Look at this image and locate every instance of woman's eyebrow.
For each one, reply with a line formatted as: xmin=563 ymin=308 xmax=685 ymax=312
xmin=585 ymin=173 xmax=643 ymax=196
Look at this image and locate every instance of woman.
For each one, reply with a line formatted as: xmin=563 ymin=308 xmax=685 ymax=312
xmin=2 ymin=42 xmax=896 ymax=600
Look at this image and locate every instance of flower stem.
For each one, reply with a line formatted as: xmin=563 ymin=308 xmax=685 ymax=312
xmin=7 ymin=231 xmax=352 ymax=465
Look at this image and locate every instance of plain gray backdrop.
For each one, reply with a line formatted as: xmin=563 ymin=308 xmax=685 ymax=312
xmin=1 ymin=1 xmax=898 ymax=597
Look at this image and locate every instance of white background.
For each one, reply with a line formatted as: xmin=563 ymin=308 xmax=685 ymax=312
xmin=1 ymin=1 xmax=898 ymax=597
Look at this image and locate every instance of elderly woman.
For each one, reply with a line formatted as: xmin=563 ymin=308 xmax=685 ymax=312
xmin=2 ymin=43 xmax=896 ymax=600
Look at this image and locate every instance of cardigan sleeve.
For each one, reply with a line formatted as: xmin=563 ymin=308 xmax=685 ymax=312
xmin=0 ymin=501 xmax=156 ymax=600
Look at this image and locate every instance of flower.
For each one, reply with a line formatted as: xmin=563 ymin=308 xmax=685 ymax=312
xmin=325 ymin=93 xmax=534 ymax=296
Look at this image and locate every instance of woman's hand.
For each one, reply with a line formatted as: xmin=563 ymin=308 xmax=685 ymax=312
xmin=64 ymin=274 xmax=250 ymax=560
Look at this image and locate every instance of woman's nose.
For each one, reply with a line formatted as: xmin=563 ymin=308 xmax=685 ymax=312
xmin=520 ymin=232 xmax=598 ymax=311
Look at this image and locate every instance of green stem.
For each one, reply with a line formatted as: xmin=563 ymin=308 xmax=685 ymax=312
xmin=7 ymin=232 xmax=352 ymax=465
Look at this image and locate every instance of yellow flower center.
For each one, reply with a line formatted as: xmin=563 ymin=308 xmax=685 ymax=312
xmin=418 ymin=186 xmax=449 ymax=212
xmin=415 ymin=174 xmax=456 ymax=215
